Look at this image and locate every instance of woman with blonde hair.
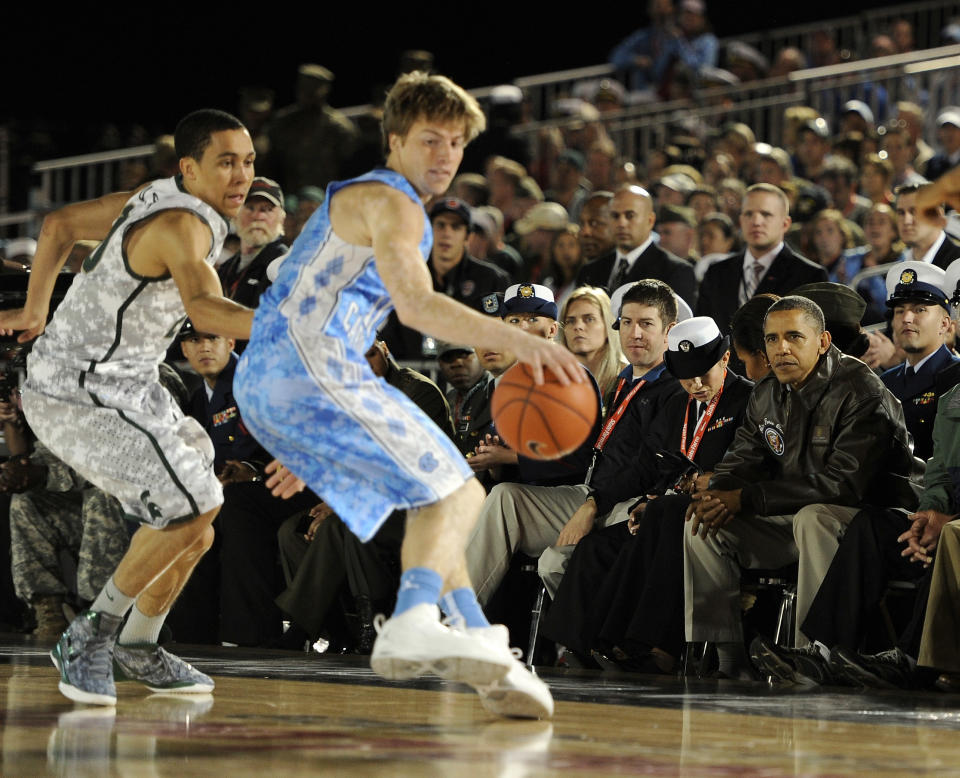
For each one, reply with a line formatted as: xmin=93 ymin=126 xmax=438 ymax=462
xmin=559 ymin=286 xmax=627 ymax=410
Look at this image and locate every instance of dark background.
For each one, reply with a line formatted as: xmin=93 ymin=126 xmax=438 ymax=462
xmin=4 ymin=1 xmax=908 ymax=145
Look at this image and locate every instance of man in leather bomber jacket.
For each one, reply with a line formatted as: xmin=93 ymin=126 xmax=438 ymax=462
xmin=682 ymin=295 xmax=924 ymax=676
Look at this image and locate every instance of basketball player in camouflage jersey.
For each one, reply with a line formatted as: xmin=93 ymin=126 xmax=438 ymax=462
xmin=0 ymin=110 xmax=256 ymax=705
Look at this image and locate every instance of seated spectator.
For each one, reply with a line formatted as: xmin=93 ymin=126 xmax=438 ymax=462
xmin=657 ymin=205 xmax=698 ymax=264
xmin=546 ymin=150 xmax=591 ymax=223
xmin=763 ymin=264 xmax=958 ymax=687
xmin=697 ymin=183 xmax=826 ymax=334
xmin=10 ymin=443 xmax=128 ymax=639
xmin=468 ymin=206 xmax=524 ymax=282
xmin=465 ymin=280 xmax=683 ymax=604
xmin=897 ymin=183 xmax=960 ymax=269
xmin=380 ymin=197 xmax=509 ymax=359
xmin=578 ymin=192 xmax=615 ymax=263
xmin=578 ymin=185 xmax=697 ymax=307
xmin=717 ymin=177 xmax=746 ymax=222
xmin=451 ymin=173 xmax=490 ymax=207
xmin=794 ymin=118 xmax=832 ymax=181
xmin=792 ymin=282 xmax=870 ymax=360
xmin=436 ymin=343 xmax=494 ymax=457
xmin=542 ymin=224 xmax=584 ymax=307
xmin=729 ymin=293 xmax=778 ymax=380
xmin=685 ymin=185 xmax=719 ymax=226
xmin=217 ymin=177 xmax=288 ymax=311
xmin=609 ymin=0 xmax=677 ymax=93
xmin=845 ymin=203 xmax=905 ymax=324
xmin=925 ymin=109 xmax=960 ymax=182
xmin=882 ymin=124 xmax=926 ymax=190
xmin=513 ymin=202 xmax=569 ymax=283
xmin=810 ymin=209 xmax=857 ymax=283
xmin=468 ymin=284 xmax=601 ymax=490
xmin=684 ymin=295 xmax=922 ymax=678
xmin=817 ymin=157 xmax=871 ymax=226
xmin=694 ymin=212 xmax=737 ymax=281
xmin=542 ymin=316 xmax=752 ymax=671
xmin=860 ymin=153 xmax=895 ymax=206
xmin=559 ymin=286 xmax=627 ymax=405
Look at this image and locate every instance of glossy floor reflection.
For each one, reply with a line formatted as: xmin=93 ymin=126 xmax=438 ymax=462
xmin=3 ymin=634 xmax=960 ymax=776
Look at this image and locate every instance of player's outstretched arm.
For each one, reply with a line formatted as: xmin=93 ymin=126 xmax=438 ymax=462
xmin=917 ymin=167 xmax=960 ymax=215
xmin=145 ymin=211 xmax=255 ymax=341
xmin=364 ymin=188 xmax=583 ymax=385
xmin=0 ymin=191 xmax=132 ymax=341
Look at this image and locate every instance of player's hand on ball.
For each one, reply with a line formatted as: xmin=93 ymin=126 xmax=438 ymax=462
xmin=514 ymin=333 xmax=585 ymax=386
xmin=265 ymin=458 xmax=306 ymax=498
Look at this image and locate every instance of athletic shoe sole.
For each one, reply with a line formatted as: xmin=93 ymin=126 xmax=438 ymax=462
xmin=50 ymin=647 xmax=116 ymax=706
xmin=473 ymin=668 xmax=554 ymax=719
xmin=371 ymin=653 xmax=511 ymax=685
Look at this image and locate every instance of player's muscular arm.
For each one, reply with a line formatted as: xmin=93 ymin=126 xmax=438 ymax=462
xmin=0 ymin=191 xmax=132 ymax=341
xmin=355 ymin=186 xmax=583 ymax=385
xmin=132 ymin=211 xmax=254 ymax=340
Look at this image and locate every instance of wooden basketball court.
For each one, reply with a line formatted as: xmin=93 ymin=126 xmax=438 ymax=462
xmin=3 ymin=635 xmax=960 ymax=776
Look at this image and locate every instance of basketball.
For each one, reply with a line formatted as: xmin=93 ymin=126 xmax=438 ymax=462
xmin=491 ymin=363 xmax=598 ymax=460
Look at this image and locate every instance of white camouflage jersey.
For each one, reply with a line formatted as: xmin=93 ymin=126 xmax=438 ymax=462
xmin=31 ymin=177 xmax=228 ymax=379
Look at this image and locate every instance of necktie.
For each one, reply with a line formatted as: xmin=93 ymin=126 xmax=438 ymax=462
xmin=743 ymin=260 xmax=764 ymax=302
xmin=611 ymin=257 xmax=629 ymax=291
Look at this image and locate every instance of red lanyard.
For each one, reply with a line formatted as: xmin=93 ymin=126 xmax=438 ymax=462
xmin=680 ymin=382 xmax=724 ymax=460
xmin=593 ymin=377 xmax=646 ymax=452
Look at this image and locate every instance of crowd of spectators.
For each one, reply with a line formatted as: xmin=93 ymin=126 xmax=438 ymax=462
xmin=6 ymin=9 xmax=960 ymax=697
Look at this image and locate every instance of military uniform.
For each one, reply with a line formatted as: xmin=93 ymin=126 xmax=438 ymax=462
xmin=881 ymin=345 xmax=960 ymax=461
xmin=10 ymin=442 xmax=128 ymax=605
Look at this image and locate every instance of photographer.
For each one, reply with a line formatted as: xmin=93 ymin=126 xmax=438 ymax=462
xmin=541 ymin=317 xmax=752 ymax=672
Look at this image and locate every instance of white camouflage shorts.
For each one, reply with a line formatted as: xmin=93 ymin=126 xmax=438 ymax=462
xmin=23 ymin=358 xmax=222 ymax=528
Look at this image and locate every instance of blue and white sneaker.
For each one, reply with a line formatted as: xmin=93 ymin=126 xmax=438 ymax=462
xmin=49 ymin=610 xmax=122 ymax=706
xmin=113 ymin=643 xmax=214 ymax=694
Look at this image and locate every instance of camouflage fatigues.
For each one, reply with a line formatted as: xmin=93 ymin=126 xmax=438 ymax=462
xmin=10 ymin=443 xmax=130 ymax=604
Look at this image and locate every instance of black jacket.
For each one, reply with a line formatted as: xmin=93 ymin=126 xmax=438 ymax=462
xmin=697 ymin=245 xmax=827 ymax=333
xmin=928 ymin=233 xmax=960 ymax=270
xmin=187 ymin=353 xmax=269 ymax=475
xmin=217 ymin=238 xmax=288 ymax=309
xmin=576 ymin=243 xmax=697 ymax=309
xmin=710 ymin=345 xmax=924 ymax=516
xmin=622 ymin=369 xmax=753 ymax=501
xmin=588 ymin=363 xmax=685 ymax=515
xmin=380 ymin=252 xmax=509 ymax=359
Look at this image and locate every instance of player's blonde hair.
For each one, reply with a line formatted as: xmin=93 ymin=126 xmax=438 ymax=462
xmin=382 ymin=71 xmax=486 ymax=154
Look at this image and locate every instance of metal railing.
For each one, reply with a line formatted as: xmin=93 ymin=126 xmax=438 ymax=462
xmin=510 ymin=44 xmax=960 ymax=167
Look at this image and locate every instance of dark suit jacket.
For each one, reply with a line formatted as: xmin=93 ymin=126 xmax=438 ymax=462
xmin=929 ymin=233 xmax=960 ymax=270
xmin=576 ymin=243 xmax=697 ymax=308
xmin=696 ymin=245 xmax=827 ymax=333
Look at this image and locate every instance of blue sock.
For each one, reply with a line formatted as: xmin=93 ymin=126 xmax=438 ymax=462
xmin=393 ymin=567 xmax=444 ymax=617
xmin=439 ymin=587 xmax=490 ymax=629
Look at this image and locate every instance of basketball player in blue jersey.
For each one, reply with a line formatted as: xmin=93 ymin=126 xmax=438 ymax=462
xmin=236 ymin=72 xmax=581 ymax=719
xmin=0 ymin=110 xmax=257 ymax=705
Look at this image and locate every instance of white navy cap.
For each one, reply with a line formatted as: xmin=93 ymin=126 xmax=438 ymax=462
xmin=943 ymin=258 xmax=960 ymax=309
xmin=664 ymin=316 xmax=729 ymax=378
xmin=885 ymin=261 xmax=950 ymax=311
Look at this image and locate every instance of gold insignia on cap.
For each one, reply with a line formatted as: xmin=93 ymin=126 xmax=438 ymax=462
xmin=519 ymin=285 xmax=535 ymax=298
xmin=679 ymin=340 xmax=693 ymax=352
xmin=900 ymin=269 xmax=917 ymax=284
